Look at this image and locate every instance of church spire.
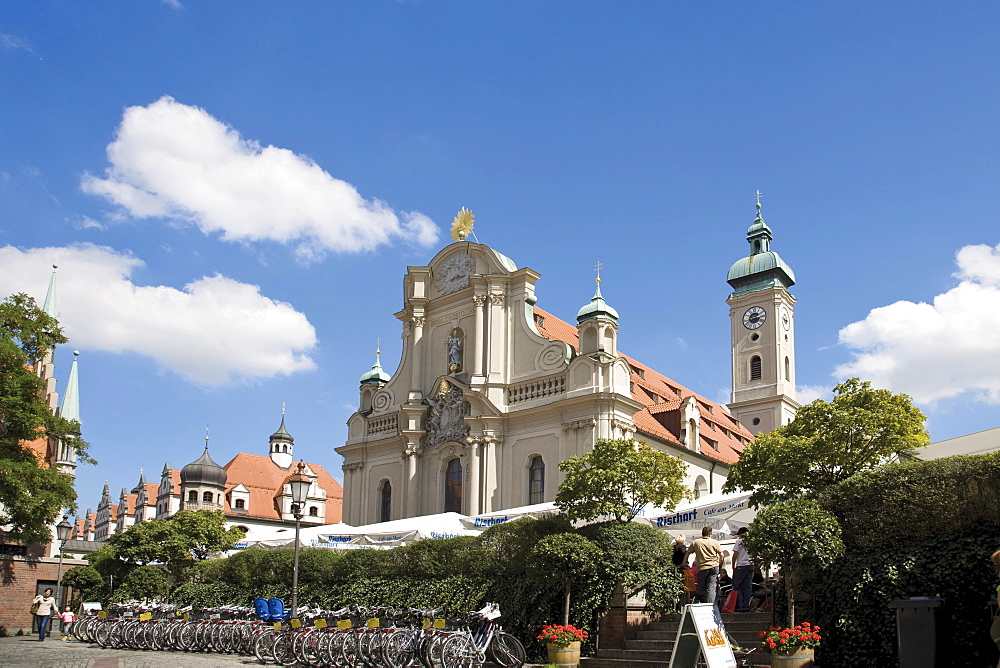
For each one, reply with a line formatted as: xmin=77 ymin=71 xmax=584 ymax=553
xmin=359 ymin=340 xmax=391 ymax=385
xmin=59 ymin=351 xmax=81 ymax=425
xmin=270 ymin=409 xmax=294 ymax=468
xmin=746 ymin=190 xmax=773 ymax=255
xmin=42 ymin=265 xmax=58 ymax=319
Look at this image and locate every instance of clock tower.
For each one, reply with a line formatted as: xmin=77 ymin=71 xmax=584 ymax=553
xmin=726 ymin=196 xmax=800 ymax=435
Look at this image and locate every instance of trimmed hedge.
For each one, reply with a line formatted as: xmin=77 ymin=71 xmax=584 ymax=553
xmin=809 ymin=452 xmax=1000 ymax=666
xmin=170 ymin=516 xmax=673 ymax=660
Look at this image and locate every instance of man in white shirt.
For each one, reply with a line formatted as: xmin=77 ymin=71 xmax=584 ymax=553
xmin=732 ymin=527 xmax=754 ymax=612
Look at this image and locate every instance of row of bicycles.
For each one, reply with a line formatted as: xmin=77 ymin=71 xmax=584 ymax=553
xmin=70 ymin=600 xmax=527 ymax=667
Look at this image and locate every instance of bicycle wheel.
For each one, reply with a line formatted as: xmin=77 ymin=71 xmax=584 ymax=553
xmin=252 ymin=629 xmax=276 ymax=664
xmin=487 ymin=632 xmax=526 ymax=668
xmin=383 ymin=629 xmax=417 ymax=667
xmin=440 ymin=633 xmax=479 ymax=668
xmin=271 ymin=632 xmax=297 ymax=667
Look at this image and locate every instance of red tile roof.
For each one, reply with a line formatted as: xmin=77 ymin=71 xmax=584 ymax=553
xmin=220 ymin=453 xmax=343 ymax=523
xmin=533 ymin=306 xmax=753 ymax=464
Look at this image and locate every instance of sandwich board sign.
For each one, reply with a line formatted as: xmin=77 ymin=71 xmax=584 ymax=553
xmin=667 ymin=603 xmax=737 ymax=668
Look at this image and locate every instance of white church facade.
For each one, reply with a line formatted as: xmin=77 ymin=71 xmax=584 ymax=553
xmin=338 ymin=204 xmax=799 ymax=525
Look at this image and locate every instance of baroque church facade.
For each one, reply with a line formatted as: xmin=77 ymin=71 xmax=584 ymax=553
xmin=338 ymin=205 xmax=799 ymax=525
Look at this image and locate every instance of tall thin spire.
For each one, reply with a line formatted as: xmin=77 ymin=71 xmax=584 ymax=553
xmin=59 ymin=351 xmax=81 ymax=425
xmin=42 ymin=265 xmax=58 ymax=318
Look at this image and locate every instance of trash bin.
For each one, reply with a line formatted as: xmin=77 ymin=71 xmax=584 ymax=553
xmin=890 ymin=597 xmax=945 ymax=668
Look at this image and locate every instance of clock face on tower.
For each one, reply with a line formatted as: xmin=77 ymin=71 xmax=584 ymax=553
xmin=743 ymin=306 xmax=766 ymax=330
xmin=781 ymin=307 xmax=791 ymax=330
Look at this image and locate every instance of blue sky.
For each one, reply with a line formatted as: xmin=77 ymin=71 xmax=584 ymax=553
xmin=2 ymin=2 xmax=998 ymax=518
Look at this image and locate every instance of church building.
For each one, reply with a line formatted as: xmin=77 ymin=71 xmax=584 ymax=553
xmin=337 ymin=204 xmax=798 ymax=525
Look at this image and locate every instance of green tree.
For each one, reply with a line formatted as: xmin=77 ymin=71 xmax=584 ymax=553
xmin=116 ymin=565 xmax=170 ymax=601
xmin=743 ymin=498 xmax=844 ymax=627
xmin=60 ymin=564 xmax=105 ymax=604
xmin=556 ymin=438 xmax=688 ymax=523
xmin=527 ymin=533 xmax=602 ymax=625
xmin=103 ymin=510 xmax=244 ymax=581
xmin=0 ymin=294 xmax=93 ymax=544
xmin=724 ymin=378 xmax=928 ymax=506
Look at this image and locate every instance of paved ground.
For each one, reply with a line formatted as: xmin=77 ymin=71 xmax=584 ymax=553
xmin=0 ymin=636 xmax=547 ymax=667
xmin=0 ymin=636 xmax=251 ymax=667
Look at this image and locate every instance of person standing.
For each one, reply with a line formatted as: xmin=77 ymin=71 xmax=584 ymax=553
xmin=59 ymin=606 xmax=76 ymax=641
xmin=732 ymin=527 xmax=754 ymax=612
xmin=687 ymin=526 xmax=724 ymax=604
xmin=31 ymin=588 xmax=57 ymax=641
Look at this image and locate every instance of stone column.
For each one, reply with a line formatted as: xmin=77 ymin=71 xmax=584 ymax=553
xmin=410 ymin=314 xmax=425 ymax=392
xmin=465 ymin=438 xmax=481 ymax=516
xmin=486 ymin=293 xmax=504 ymax=380
xmin=472 ymin=295 xmax=486 ymax=378
xmin=404 ymin=447 xmax=419 ymax=519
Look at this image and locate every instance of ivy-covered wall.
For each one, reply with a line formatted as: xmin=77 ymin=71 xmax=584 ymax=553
xmin=809 ymin=453 xmax=1000 ymax=667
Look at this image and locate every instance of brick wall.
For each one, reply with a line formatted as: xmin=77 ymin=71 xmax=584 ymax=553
xmin=0 ymin=554 xmax=87 ymax=636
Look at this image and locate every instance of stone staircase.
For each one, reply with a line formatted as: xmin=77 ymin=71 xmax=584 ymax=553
xmin=579 ymin=612 xmax=775 ymax=667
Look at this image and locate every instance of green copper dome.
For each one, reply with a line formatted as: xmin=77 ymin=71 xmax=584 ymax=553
xmin=727 ymin=202 xmax=795 ymax=296
xmin=360 ymin=351 xmax=391 ymax=385
xmin=577 ymin=283 xmax=619 ymax=322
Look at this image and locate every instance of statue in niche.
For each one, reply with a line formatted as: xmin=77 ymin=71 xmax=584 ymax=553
xmin=426 ymin=380 xmax=469 ymax=447
xmin=447 ymin=328 xmax=463 ymax=373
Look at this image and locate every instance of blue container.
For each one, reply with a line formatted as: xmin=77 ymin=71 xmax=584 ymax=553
xmin=267 ymin=598 xmax=286 ymax=621
xmin=253 ymin=598 xmax=270 ymax=620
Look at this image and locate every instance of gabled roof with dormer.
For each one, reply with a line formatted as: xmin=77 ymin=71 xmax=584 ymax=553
xmin=220 ymin=453 xmax=343 ymax=522
xmin=533 ymin=306 xmax=752 ymax=464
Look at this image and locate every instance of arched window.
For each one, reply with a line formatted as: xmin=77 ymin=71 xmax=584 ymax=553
xmin=308 ymin=506 xmax=318 ymax=517
xmin=444 ymin=459 xmax=463 ymax=513
xmin=379 ymin=481 xmax=392 ymax=523
xmin=750 ymin=356 xmax=762 ymax=380
xmin=693 ymin=476 xmax=708 ymax=499
xmin=234 ymin=498 xmax=245 ymax=509
xmin=236 ymin=525 xmax=249 ymax=533
xmin=528 ymin=456 xmax=545 ymax=505
xmin=784 ymin=356 xmax=790 ymax=381
xmin=202 ymin=491 xmax=214 ymax=503
xmin=187 ymin=490 xmax=197 ymax=502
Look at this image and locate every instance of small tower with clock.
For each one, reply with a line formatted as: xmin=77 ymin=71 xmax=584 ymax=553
xmin=726 ymin=194 xmax=800 ymax=435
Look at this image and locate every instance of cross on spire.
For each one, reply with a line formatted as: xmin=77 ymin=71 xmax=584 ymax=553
xmin=376 ymin=337 xmax=381 ymax=356
xmin=204 ymin=425 xmax=210 ymax=448
xmin=754 ymin=189 xmax=764 ymax=208
xmin=594 ymin=260 xmax=603 ymax=284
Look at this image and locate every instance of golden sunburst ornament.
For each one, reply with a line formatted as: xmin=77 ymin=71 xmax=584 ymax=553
xmin=450 ymin=207 xmax=474 ymax=241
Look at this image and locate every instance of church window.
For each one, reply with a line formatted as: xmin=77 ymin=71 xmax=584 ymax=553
xmin=234 ymin=498 xmax=245 ymax=509
xmin=752 ymin=417 xmax=761 ymax=426
xmin=528 ymin=456 xmax=545 ymax=505
xmin=693 ymin=476 xmax=708 ymax=499
xmin=187 ymin=491 xmax=197 ymax=502
xmin=444 ymin=459 xmax=463 ymax=513
xmin=308 ymin=506 xmax=318 ymax=516
xmin=202 ymin=491 xmax=213 ymax=503
xmin=785 ymin=356 xmax=790 ymax=381
xmin=750 ymin=356 xmax=762 ymax=380
xmin=379 ymin=480 xmax=392 ymax=523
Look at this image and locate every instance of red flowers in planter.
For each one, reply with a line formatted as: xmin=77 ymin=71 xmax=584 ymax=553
xmin=537 ymin=624 xmax=589 ymax=648
xmin=758 ymin=622 xmax=822 ymax=653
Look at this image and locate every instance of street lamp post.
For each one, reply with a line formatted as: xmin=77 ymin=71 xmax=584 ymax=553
xmin=54 ymin=515 xmax=73 ymax=609
xmin=287 ymin=461 xmax=311 ymax=618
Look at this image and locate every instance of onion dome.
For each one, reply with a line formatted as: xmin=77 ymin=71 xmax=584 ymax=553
xmin=727 ymin=198 xmax=795 ymax=296
xmin=359 ymin=346 xmax=391 ymax=385
xmin=577 ymin=273 xmax=619 ymax=323
xmin=270 ymin=415 xmax=294 ymax=445
xmin=180 ymin=446 xmax=227 ymax=487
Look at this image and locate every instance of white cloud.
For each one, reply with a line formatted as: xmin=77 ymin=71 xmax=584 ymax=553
xmin=81 ymin=96 xmax=438 ymax=260
xmin=0 ymin=34 xmax=33 ymax=54
xmin=836 ymin=242 xmax=1000 ymax=405
xmin=0 ymin=244 xmax=317 ymax=386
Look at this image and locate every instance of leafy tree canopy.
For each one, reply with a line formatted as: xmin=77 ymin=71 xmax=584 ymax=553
xmin=555 ymin=438 xmax=688 ymax=523
xmin=0 ymin=293 xmax=93 ymax=544
xmin=60 ymin=564 xmax=105 ymax=601
xmin=116 ymin=564 xmax=170 ymax=601
xmin=103 ymin=510 xmax=244 ymax=580
xmin=724 ymin=378 xmax=928 ymax=506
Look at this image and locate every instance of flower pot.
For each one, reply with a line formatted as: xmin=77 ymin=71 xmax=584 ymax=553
xmin=547 ymin=640 xmax=582 ymax=667
xmin=770 ymin=647 xmax=815 ymax=667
